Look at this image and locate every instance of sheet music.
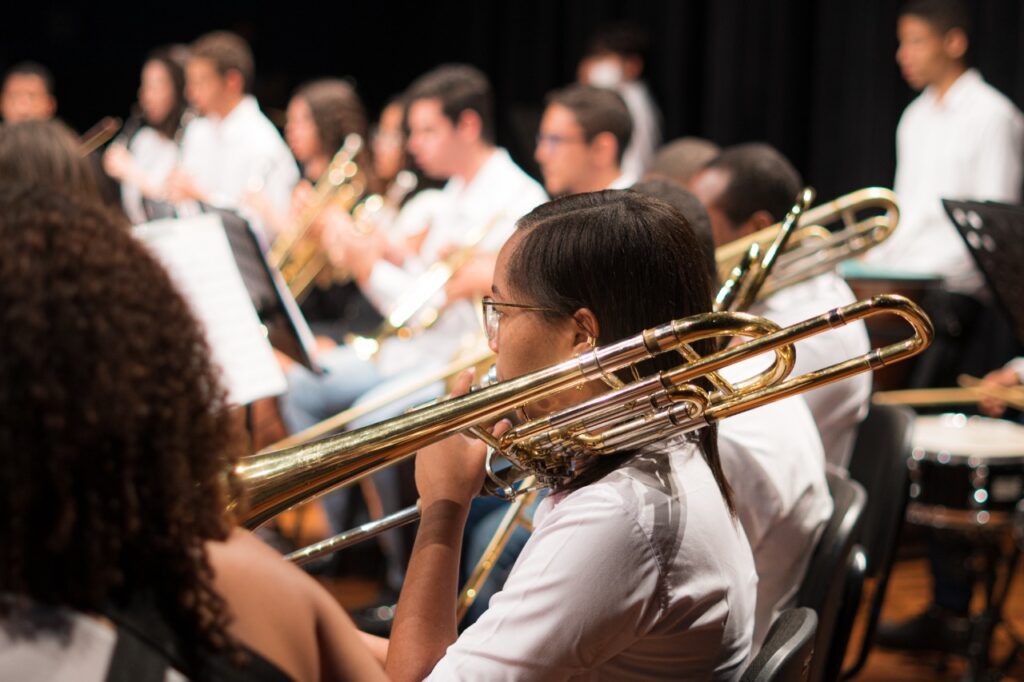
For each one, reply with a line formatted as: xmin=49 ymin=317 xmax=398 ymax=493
xmin=134 ymin=214 xmax=287 ymax=405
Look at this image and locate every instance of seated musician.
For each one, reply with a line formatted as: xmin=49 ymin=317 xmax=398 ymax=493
xmin=384 ymin=190 xmax=756 ymax=680
xmin=102 ymin=45 xmax=192 ymax=224
xmin=688 ymin=143 xmax=871 ymax=470
xmin=646 ymin=136 xmax=720 ymax=187
xmin=167 ymin=30 xmax=299 ymax=239
xmin=0 ymin=183 xmax=387 ymax=682
xmin=534 ymin=83 xmax=636 ymax=196
xmin=0 ymin=61 xmax=57 ymax=124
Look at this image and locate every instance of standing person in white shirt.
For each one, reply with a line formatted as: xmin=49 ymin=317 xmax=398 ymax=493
xmin=863 ymin=0 xmax=1024 ymax=389
xmin=534 ymin=83 xmax=636 ymax=196
xmin=876 ymin=0 xmax=1024 ymax=654
xmin=166 ymin=31 xmax=299 ymax=240
xmin=384 ymin=191 xmax=755 ymax=681
xmin=578 ymin=24 xmax=662 ymax=180
xmin=689 ymin=143 xmax=872 ymax=470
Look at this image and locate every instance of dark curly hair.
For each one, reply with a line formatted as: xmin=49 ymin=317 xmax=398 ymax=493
xmin=0 ymin=182 xmax=246 ymax=660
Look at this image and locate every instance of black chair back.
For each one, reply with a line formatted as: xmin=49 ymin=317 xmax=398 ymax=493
xmin=797 ymin=473 xmax=867 ymax=682
xmin=741 ymin=607 xmax=818 ymax=682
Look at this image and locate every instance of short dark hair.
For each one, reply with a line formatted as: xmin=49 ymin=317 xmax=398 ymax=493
xmin=584 ymin=23 xmax=650 ymax=62
xmin=630 ymin=178 xmax=717 ymax=287
xmin=546 ymin=84 xmax=633 ymax=165
xmin=507 ymin=191 xmax=732 ymax=513
xmin=295 ymin=79 xmax=368 ymax=158
xmin=405 ymin=64 xmax=495 ymax=144
xmin=0 ymin=120 xmax=99 ymax=203
xmin=2 ymin=61 xmax=54 ymax=96
xmin=0 ymin=182 xmax=245 ymax=661
xmin=900 ymin=0 xmax=971 ymax=39
xmin=191 ymin=31 xmax=254 ymax=93
xmin=702 ymin=143 xmax=803 ymax=228
xmin=650 ymin=137 xmax=721 ymax=186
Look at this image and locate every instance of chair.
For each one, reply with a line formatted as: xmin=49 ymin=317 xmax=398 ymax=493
xmin=741 ymin=608 xmax=819 ymax=682
xmin=841 ymin=403 xmax=915 ymax=679
xmin=797 ymin=473 xmax=867 ymax=682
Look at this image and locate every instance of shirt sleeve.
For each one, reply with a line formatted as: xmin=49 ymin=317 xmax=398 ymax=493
xmin=969 ymin=109 xmax=1024 ymax=203
xmin=425 ymin=489 xmax=665 ymax=681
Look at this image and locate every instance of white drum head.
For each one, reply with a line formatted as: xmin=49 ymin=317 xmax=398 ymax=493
xmin=913 ymin=413 xmax=1024 ymax=462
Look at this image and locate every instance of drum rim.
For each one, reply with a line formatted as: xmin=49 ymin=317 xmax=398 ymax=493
xmin=912 ymin=413 xmax=1024 ymax=464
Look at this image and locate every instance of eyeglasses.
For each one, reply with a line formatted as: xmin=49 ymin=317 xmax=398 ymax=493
xmin=535 ymin=132 xmax=587 ymax=150
xmin=481 ymin=296 xmax=559 ymax=344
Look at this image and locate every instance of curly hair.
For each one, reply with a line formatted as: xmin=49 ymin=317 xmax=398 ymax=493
xmin=0 ymin=182 xmax=247 ymax=661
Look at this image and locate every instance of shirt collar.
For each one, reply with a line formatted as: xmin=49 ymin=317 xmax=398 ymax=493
xmin=212 ymin=95 xmax=258 ymax=129
xmin=924 ymin=68 xmax=981 ymax=111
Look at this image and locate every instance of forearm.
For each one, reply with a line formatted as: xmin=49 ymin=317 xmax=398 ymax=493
xmin=385 ymin=499 xmax=468 ymax=681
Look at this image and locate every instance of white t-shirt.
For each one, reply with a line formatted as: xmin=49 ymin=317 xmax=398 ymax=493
xmin=717 ymin=392 xmax=832 ymax=650
xmin=427 ymin=437 xmax=757 ymax=681
xmin=618 ymin=80 xmax=662 ymax=180
xmin=751 ymin=271 xmax=872 ymax=470
xmin=179 ymin=96 xmax=299 ymax=238
xmin=864 ymin=68 xmax=1024 ymax=295
xmin=367 ymin=148 xmax=547 ymax=377
xmin=121 ymin=126 xmax=179 ymax=225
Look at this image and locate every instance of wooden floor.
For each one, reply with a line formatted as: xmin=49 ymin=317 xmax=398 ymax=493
xmin=850 ymin=556 xmax=1024 ymax=680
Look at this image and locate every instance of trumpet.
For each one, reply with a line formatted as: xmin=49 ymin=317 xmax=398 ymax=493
xmin=714 ymin=186 xmax=900 ymax=299
xmin=269 ymin=134 xmax=367 ymax=300
xmin=239 ymin=294 xmax=932 ymax=566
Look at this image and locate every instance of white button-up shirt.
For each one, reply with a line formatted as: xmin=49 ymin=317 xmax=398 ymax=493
xmin=717 ymin=390 xmax=832 ymax=650
xmin=751 ymin=271 xmax=872 ymax=470
xmin=864 ymin=69 xmax=1024 ymax=295
xmin=179 ymin=96 xmax=299 ymax=237
xmin=427 ymin=437 xmax=757 ymax=681
xmin=368 ymin=148 xmax=547 ymax=377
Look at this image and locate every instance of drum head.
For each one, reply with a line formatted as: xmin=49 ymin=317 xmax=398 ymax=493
xmin=913 ymin=413 xmax=1024 ymax=464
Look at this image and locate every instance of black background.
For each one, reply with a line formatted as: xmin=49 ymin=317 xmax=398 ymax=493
xmin=3 ymin=1 xmax=1022 ymax=201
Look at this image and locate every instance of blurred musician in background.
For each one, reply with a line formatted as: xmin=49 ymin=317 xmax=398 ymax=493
xmin=167 ymin=30 xmax=298 ymax=239
xmin=646 ymin=136 xmax=721 ymax=187
xmin=534 ymin=84 xmax=635 ymax=196
xmin=688 ymin=143 xmax=871 ymax=470
xmin=0 ymin=61 xmax=57 ymax=124
xmin=102 ymin=45 xmax=192 ymax=224
xmin=577 ymin=23 xmax=661 ymax=180
xmin=862 ymin=0 xmax=1024 ymax=388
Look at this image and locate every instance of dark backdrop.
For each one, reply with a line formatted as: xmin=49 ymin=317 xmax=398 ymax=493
xmin=3 ymin=1 xmax=1022 ymax=201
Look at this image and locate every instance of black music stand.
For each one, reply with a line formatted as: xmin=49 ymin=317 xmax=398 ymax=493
xmin=212 ymin=209 xmax=322 ymax=374
xmin=944 ymin=199 xmax=1024 ymax=345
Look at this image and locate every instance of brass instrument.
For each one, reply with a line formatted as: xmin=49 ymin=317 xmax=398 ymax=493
xmin=714 ymin=187 xmax=900 ymax=299
xmin=269 ymin=134 xmax=367 ymax=301
xmin=241 ymin=294 xmax=932 ymax=564
xmin=78 ymin=116 xmax=123 ymax=156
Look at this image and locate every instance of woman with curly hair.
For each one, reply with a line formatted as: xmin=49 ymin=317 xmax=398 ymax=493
xmin=0 ymin=182 xmax=387 ymax=681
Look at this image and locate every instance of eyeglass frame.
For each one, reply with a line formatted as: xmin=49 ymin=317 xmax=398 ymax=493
xmin=535 ymin=132 xmax=589 ymax=150
xmin=481 ymin=295 xmax=561 ymax=344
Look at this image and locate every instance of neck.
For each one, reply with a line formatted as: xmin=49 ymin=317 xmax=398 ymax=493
xmin=212 ymin=93 xmax=245 ymax=119
xmin=932 ymin=64 xmax=968 ymax=101
xmin=577 ymin=167 xmax=622 ymax=194
xmin=454 ymin=143 xmax=495 ymax=185
xmin=304 ymin=154 xmax=329 ymax=181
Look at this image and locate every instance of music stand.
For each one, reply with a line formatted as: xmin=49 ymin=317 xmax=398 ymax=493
xmin=944 ymin=199 xmax=1024 ymax=345
xmin=212 ymin=209 xmax=322 ymax=374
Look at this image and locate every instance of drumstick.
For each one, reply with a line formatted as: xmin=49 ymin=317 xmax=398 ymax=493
xmin=872 ymin=387 xmax=982 ymax=407
xmin=957 ymin=374 xmax=1024 ymax=411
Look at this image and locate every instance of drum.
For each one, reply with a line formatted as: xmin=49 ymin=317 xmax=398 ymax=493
xmin=907 ymin=413 xmax=1024 ymax=529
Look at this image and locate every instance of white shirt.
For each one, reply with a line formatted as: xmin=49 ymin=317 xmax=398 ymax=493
xmin=864 ymin=68 xmax=1024 ymax=295
xmin=618 ymin=80 xmax=662 ymax=180
xmin=427 ymin=437 xmax=757 ymax=681
xmin=367 ymin=148 xmax=547 ymax=376
xmin=717 ymin=392 xmax=832 ymax=650
xmin=0 ymin=609 xmax=186 ymax=682
xmin=121 ymin=126 xmax=179 ymax=224
xmin=751 ymin=271 xmax=872 ymax=470
xmin=179 ymin=96 xmax=299 ymax=238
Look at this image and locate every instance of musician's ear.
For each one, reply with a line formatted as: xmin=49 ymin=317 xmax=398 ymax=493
xmin=456 ymin=109 xmax=483 ymax=142
xmin=744 ymin=210 xmax=776 ymax=234
xmin=570 ymin=308 xmax=600 ymax=354
xmin=224 ymin=69 xmax=245 ymax=96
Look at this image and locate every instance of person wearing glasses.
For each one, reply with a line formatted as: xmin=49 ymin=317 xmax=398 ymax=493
xmin=381 ymin=190 xmax=756 ymax=680
xmin=534 ymin=84 xmax=636 ymax=197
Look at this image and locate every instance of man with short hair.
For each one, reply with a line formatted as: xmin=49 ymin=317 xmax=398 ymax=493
xmin=688 ymin=143 xmax=872 ymax=470
xmin=168 ymin=31 xmax=298 ymax=238
xmin=647 ymin=137 xmax=721 ymax=187
xmin=1 ymin=62 xmax=57 ymax=124
xmin=534 ymin=84 xmax=634 ymax=196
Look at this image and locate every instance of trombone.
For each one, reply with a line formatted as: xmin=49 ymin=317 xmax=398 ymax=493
xmin=239 ymin=294 xmax=932 ymax=568
xmin=714 ymin=186 xmax=900 ymax=301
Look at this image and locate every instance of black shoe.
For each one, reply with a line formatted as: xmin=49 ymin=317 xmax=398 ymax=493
xmin=875 ymin=605 xmax=970 ymax=653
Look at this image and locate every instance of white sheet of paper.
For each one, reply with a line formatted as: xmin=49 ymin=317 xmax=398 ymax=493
xmin=134 ymin=214 xmax=287 ymax=406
